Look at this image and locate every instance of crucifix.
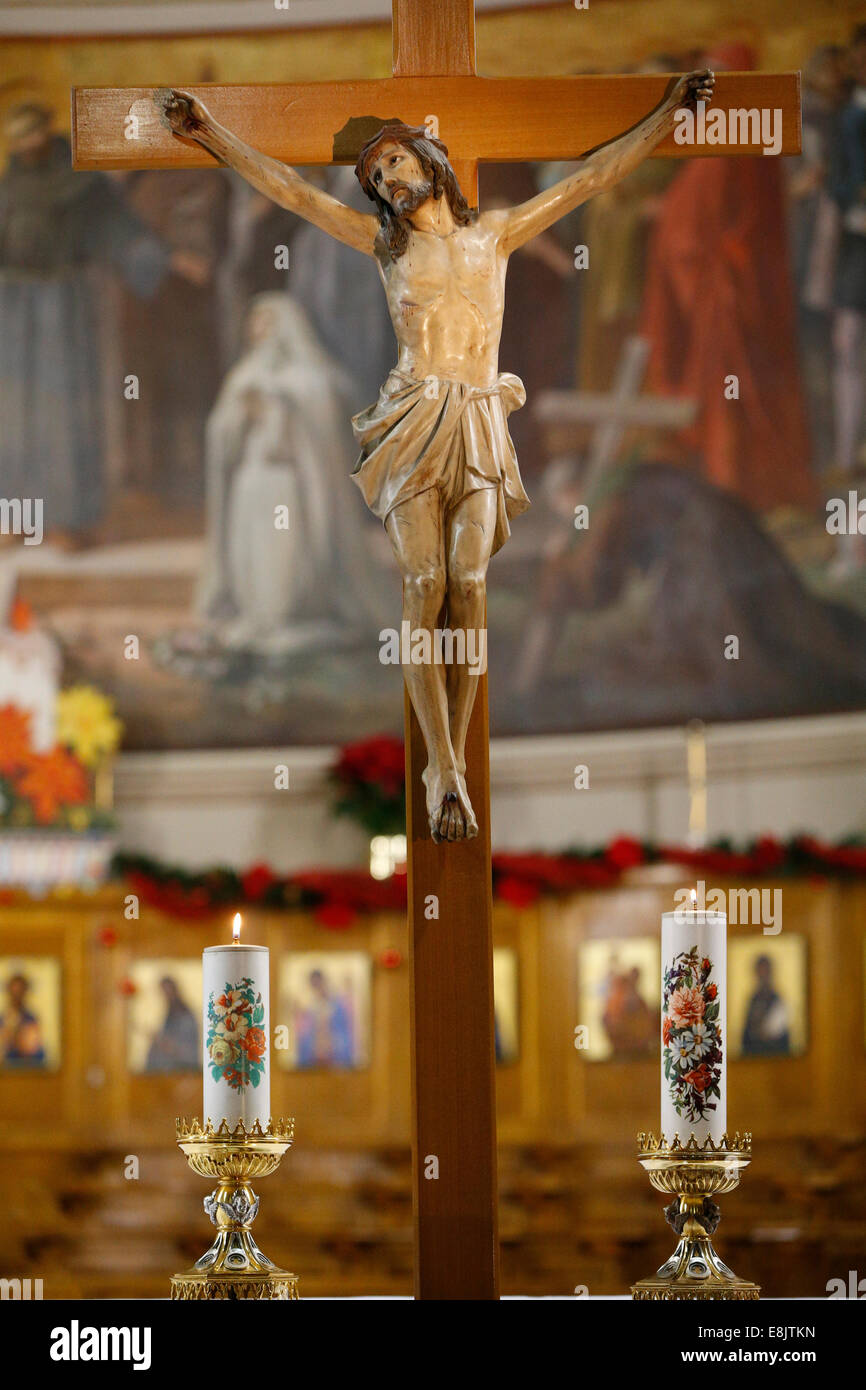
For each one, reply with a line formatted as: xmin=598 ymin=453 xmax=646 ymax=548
xmin=73 ymin=0 xmax=800 ymax=1299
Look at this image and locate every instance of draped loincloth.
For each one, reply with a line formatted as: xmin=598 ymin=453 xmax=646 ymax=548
xmin=350 ymin=369 xmax=531 ymax=555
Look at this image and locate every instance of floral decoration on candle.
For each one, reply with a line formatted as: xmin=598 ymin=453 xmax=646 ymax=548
xmin=662 ymin=946 xmax=722 ymax=1126
xmin=206 ymin=979 xmax=267 ymax=1093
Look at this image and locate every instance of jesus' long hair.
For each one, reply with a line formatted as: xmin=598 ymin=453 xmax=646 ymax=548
xmin=354 ymin=122 xmax=478 ymax=261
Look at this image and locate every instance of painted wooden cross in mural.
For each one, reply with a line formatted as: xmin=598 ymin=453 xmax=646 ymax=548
xmin=73 ymin=0 xmax=800 ymax=1299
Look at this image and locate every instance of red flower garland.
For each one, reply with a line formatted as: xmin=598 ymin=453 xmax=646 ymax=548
xmin=112 ymin=832 xmax=866 ymax=925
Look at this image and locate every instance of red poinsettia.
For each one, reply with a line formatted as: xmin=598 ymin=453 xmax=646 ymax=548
xmin=242 ymin=863 xmax=278 ymax=901
xmin=497 ymin=876 xmax=541 ymax=909
xmin=315 ymin=900 xmax=358 ymax=930
xmin=335 ymin=735 xmax=406 ymax=795
xmin=751 ymin=835 xmax=786 ymax=871
xmin=811 ymin=841 xmax=866 ymax=873
xmin=330 ymin=736 xmax=406 ymax=837
xmin=605 ymin=836 xmax=646 ymax=871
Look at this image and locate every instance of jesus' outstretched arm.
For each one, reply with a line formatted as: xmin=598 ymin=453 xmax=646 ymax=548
xmin=496 ymin=69 xmax=715 ymax=255
xmin=157 ymin=89 xmax=378 ymax=256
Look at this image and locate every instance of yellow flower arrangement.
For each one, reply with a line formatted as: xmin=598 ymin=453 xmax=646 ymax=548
xmin=56 ymin=686 xmax=123 ymax=768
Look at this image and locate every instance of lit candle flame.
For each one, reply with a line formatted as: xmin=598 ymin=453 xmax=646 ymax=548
xmin=232 ymin=912 xmax=242 ymax=944
xmin=690 ymin=887 xmax=697 ymax=907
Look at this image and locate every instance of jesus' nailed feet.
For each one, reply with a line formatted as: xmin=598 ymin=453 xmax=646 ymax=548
xmin=422 ymin=763 xmax=478 ymax=845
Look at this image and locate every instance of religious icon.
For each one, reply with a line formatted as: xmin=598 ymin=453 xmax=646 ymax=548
xmin=126 ymin=958 xmax=201 ymax=1075
xmin=278 ymin=952 xmax=371 ymax=1070
xmin=493 ymin=947 xmax=519 ymax=1065
xmin=158 ymin=68 xmax=715 ymax=842
xmin=579 ymin=938 xmax=660 ymax=1061
xmin=728 ymin=936 xmax=808 ymax=1060
xmin=0 ymin=957 xmax=61 ymax=1071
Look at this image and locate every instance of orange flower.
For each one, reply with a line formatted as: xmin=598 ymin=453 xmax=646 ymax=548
xmin=240 ymin=1026 xmax=267 ymax=1064
xmin=683 ymin=1063 xmax=712 ymax=1093
xmin=16 ymin=747 xmax=89 ymax=824
xmin=668 ymin=985 xmax=705 ymax=1029
xmin=706 ymin=983 xmax=718 ymax=1000
xmin=662 ymin=1016 xmax=673 ymax=1046
xmin=9 ymin=599 xmax=33 ymax=632
xmin=0 ymin=704 xmax=33 ymax=776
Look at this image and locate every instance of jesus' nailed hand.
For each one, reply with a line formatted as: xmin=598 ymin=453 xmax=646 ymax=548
xmin=158 ymin=69 xmax=713 ymax=844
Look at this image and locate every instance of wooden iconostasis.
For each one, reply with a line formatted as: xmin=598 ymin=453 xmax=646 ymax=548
xmin=0 ymin=876 xmax=864 ymax=1297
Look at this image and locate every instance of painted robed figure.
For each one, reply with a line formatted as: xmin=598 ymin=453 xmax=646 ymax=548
xmin=161 ymin=69 xmax=714 ymax=842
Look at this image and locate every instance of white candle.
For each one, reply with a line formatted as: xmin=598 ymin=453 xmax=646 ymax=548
xmin=202 ymin=914 xmax=270 ymax=1129
xmin=661 ymin=898 xmax=726 ymax=1144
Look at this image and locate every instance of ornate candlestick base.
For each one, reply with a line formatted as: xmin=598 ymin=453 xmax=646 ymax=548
xmin=631 ymin=1132 xmax=759 ymax=1301
xmin=171 ymin=1117 xmax=299 ymax=1300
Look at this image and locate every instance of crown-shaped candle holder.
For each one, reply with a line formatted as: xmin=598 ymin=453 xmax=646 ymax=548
xmin=631 ymin=1131 xmax=759 ymax=1301
xmin=171 ymin=1117 xmax=299 ymax=1300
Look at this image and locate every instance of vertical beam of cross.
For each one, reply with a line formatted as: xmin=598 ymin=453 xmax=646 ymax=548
xmin=397 ymin=0 xmax=500 ymax=1302
xmin=393 ymin=0 xmax=476 ymax=77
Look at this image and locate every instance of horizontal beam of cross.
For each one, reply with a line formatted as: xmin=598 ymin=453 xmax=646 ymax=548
xmin=71 ymin=72 xmax=800 ymax=170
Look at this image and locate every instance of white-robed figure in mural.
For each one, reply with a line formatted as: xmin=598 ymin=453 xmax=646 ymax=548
xmin=197 ymin=292 xmax=390 ymax=654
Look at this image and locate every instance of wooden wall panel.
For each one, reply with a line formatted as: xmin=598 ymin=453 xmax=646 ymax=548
xmin=0 ymin=875 xmax=861 ymax=1148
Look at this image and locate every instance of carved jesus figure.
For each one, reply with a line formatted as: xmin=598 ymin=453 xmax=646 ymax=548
xmin=161 ymin=70 xmax=714 ymax=842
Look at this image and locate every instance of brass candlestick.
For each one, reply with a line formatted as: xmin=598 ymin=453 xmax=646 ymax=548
xmin=171 ymin=1117 xmax=299 ymax=1300
xmin=631 ymin=1132 xmax=759 ymax=1301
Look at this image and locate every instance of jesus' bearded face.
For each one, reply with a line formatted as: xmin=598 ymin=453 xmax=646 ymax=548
xmin=369 ymin=142 xmax=433 ymax=215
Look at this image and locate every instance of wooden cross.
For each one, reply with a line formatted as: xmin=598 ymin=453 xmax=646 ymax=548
xmin=535 ymin=335 xmax=698 ymax=495
xmin=73 ymin=0 xmax=800 ymax=1300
